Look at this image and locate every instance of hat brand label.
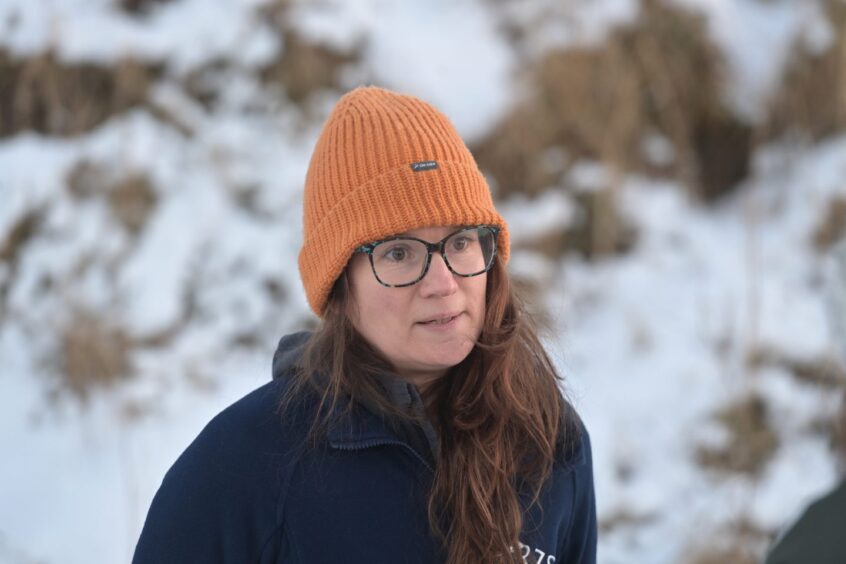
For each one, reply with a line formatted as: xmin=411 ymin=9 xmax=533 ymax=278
xmin=410 ymin=160 xmax=438 ymax=172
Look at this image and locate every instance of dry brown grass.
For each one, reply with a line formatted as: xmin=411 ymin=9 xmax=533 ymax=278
xmin=181 ymin=59 xmax=228 ymax=112
xmin=764 ymin=0 xmax=846 ymax=141
xmin=107 ymin=173 xmax=158 ymax=235
xmin=683 ymin=518 xmax=774 ymax=564
xmin=805 ymin=409 xmax=846 ymax=466
xmin=0 ymin=209 xmax=42 ymax=266
xmin=56 ymin=309 xmax=133 ymax=401
xmin=748 ymin=346 xmax=846 ymax=389
xmin=0 ymin=209 xmax=44 ymax=322
xmin=66 ymin=160 xmax=159 ymax=236
xmin=474 ymin=0 xmax=751 ymax=204
xmin=812 ymin=196 xmax=846 ymax=251
xmin=259 ymin=1 xmax=360 ymax=106
xmin=598 ymin=507 xmax=657 ymax=535
xmin=685 ymin=543 xmax=759 ymax=564
xmin=696 ymin=393 xmax=779 ymax=476
xmin=570 ymin=188 xmax=637 ymax=259
xmin=510 ymin=187 xmax=638 ymax=261
xmin=0 ymin=49 xmax=161 ymax=138
xmin=66 ymin=160 xmax=108 ymax=199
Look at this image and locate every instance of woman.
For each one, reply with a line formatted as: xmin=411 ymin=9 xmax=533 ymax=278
xmin=133 ymin=86 xmax=597 ymax=563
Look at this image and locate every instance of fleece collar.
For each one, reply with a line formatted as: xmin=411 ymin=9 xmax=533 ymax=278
xmin=271 ymin=331 xmax=438 ymax=465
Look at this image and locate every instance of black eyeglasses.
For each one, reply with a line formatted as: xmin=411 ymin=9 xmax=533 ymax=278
xmin=354 ymin=225 xmax=500 ymax=287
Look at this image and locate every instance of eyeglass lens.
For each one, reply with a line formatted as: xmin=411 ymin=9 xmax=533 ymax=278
xmin=370 ymin=226 xmax=496 ymax=286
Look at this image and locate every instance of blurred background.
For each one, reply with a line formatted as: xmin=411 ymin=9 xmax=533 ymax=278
xmin=1 ymin=0 xmax=845 ymax=562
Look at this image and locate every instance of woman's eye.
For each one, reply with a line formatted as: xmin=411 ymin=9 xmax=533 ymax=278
xmin=450 ymin=236 xmax=473 ymax=252
xmin=381 ymin=245 xmax=411 ymax=262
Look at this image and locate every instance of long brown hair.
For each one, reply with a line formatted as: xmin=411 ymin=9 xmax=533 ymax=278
xmin=282 ymin=257 xmax=579 ymax=563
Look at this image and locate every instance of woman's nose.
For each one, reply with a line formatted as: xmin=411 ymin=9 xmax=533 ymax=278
xmin=419 ymin=252 xmax=458 ymax=297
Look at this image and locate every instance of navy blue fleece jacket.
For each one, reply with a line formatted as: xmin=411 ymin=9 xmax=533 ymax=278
xmin=132 ymin=332 xmax=597 ymax=563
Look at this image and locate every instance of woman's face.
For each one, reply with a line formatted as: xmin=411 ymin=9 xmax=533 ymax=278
xmin=347 ymin=225 xmax=488 ymax=389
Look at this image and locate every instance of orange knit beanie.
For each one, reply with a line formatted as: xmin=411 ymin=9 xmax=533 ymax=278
xmin=298 ymin=86 xmax=510 ymax=317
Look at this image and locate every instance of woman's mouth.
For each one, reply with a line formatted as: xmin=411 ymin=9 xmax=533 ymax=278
xmin=417 ymin=313 xmax=462 ymax=330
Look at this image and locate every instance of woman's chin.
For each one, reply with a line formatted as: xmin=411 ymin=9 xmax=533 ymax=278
xmin=417 ymin=340 xmax=474 ymax=369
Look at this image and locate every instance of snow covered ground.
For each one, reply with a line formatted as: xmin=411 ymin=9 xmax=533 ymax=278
xmin=1 ymin=1 xmax=844 ymax=563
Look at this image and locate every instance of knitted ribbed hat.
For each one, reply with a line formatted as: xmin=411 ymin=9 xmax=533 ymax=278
xmin=298 ymin=86 xmax=510 ymax=317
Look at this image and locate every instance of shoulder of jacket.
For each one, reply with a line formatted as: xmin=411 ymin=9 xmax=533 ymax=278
xmin=135 ymin=379 xmax=314 ymax=562
xmin=166 ymin=379 xmax=311 ymax=510
xmin=553 ymin=409 xmax=593 ymax=474
xmin=204 ymin=378 xmax=311 ymax=455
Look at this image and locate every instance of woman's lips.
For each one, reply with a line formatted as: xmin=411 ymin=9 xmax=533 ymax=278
xmin=416 ymin=312 xmax=462 ymax=331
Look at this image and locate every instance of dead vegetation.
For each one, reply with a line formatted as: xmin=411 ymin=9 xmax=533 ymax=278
xmin=567 ymin=188 xmax=637 ymax=259
xmin=806 ymin=410 xmax=846 ymax=464
xmin=812 ymin=196 xmax=846 ymax=251
xmin=747 ymin=346 xmax=846 ymax=389
xmin=696 ymin=394 xmax=779 ymax=476
xmin=763 ymin=0 xmax=846 ymax=141
xmin=0 ymin=209 xmax=42 ymax=267
xmin=511 ymin=187 xmax=638 ymax=261
xmin=261 ymin=29 xmax=359 ymax=104
xmin=259 ymin=1 xmax=361 ymax=106
xmin=181 ymin=59 xmax=229 ymax=112
xmin=0 ymin=49 xmax=161 ymax=138
xmin=0 ymin=209 xmax=44 ymax=322
xmin=66 ymin=160 xmax=159 ymax=236
xmin=0 ymin=0 xmax=360 ymax=132
xmin=66 ymin=160 xmax=108 ymax=199
xmin=44 ymin=273 xmax=202 ymax=402
xmin=806 ymin=389 xmax=846 ymax=467
xmin=107 ymin=173 xmax=158 ymax=235
xmin=53 ymin=308 xmax=133 ymax=402
xmin=599 ymin=507 xmax=657 ymax=535
xmin=683 ymin=517 xmax=774 ymax=564
xmin=474 ymin=0 xmax=752 ymax=204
